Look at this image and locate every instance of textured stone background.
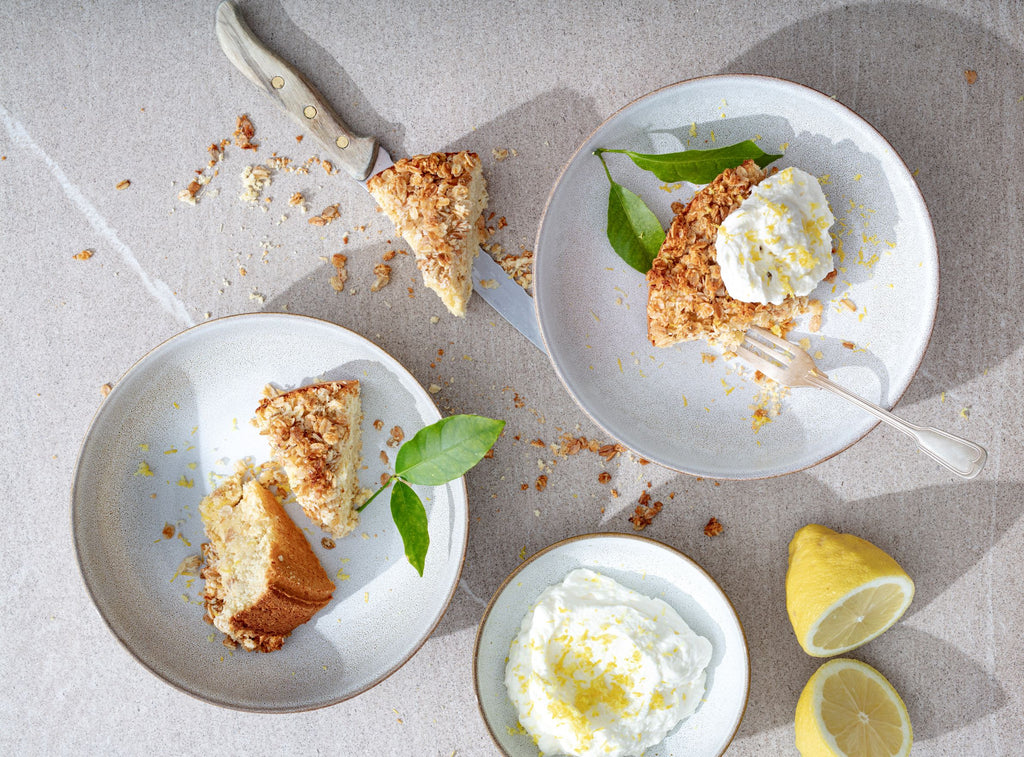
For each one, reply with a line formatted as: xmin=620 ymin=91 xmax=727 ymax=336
xmin=1 ymin=0 xmax=1021 ymax=753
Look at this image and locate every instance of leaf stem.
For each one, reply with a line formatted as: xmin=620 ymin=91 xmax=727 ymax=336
xmin=594 ymin=149 xmax=614 ymax=184
xmin=357 ymin=475 xmax=393 ymax=512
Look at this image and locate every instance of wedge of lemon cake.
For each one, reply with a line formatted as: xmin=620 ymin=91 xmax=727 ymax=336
xmin=200 ymin=473 xmax=334 ymax=652
xmin=367 ymin=151 xmax=488 ymax=316
xmin=254 ymin=380 xmax=367 ymax=538
xmin=646 ymin=160 xmax=826 ymax=349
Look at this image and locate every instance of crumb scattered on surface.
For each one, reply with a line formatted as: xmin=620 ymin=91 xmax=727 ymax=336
xmin=239 ymin=165 xmax=271 ymax=204
xmin=704 ymin=517 xmax=723 ymax=537
xmin=329 ymin=253 xmax=348 ymax=292
xmin=965 ymin=69 xmax=978 ymax=84
xmin=116 ymin=179 xmax=131 ymax=190
xmin=287 ymin=192 xmax=308 ymax=212
xmin=321 ymin=537 xmax=336 ymax=550
xmin=308 ymin=203 xmax=341 ymax=226
xmin=629 ymin=497 xmax=663 ymax=530
xmin=162 ymin=523 xmax=175 ymax=540
xmin=371 ymin=263 xmax=392 ymax=292
xmin=233 ymin=114 xmax=258 ymax=151
xmin=535 ymin=475 xmax=548 ymax=492
xmin=597 ymin=471 xmax=611 ymax=484
xmin=373 ymin=419 xmax=384 ymax=431
xmin=100 ymin=382 xmax=113 ymax=397
xmin=492 ymin=148 xmax=510 ymax=161
xmin=73 ymin=249 xmax=94 ymax=261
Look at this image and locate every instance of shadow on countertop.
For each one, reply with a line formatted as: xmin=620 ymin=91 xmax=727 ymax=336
xmin=707 ymin=4 xmax=1021 ymax=744
xmin=719 ymin=2 xmax=1024 ymax=411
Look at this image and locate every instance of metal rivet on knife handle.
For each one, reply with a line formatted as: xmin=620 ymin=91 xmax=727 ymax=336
xmin=303 ymin=105 xmax=317 ymax=119
xmin=270 ymin=75 xmax=285 ymax=89
xmin=336 ymin=135 xmax=349 ymax=149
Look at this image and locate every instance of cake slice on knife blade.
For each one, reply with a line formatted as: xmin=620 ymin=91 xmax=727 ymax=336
xmin=215 ymin=2 xmax=545 ymax=350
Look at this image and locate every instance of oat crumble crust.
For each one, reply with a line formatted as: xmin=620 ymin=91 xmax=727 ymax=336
xmin=367 ymin=151 xmax=488 ymax=317
xmin=254 ymin=380 xmax=368 ymax=538
xmin=646 ymin=159 xmax=822 ymax=349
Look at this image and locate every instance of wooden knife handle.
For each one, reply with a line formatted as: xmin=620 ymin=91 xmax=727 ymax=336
xmin=215 ymin=1 xmax=378 ymax=181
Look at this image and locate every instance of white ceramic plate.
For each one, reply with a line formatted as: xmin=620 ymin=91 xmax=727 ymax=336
xmin=474 ymin=534 xmax=749 ymax=756
xmin=534 ymin=75 xmax=938 ymax=478
xmin=72 ymin=313 xmax=467 ymax=711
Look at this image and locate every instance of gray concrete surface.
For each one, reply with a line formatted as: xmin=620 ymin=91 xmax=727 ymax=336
xmin=1 ymin=0 xmax=1021 ymax=754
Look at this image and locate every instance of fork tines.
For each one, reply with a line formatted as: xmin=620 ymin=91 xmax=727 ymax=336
xmin=736 ymin=327 xmax=793 ymax=382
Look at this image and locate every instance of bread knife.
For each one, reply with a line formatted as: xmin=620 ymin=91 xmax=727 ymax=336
xmin=214 ymin=1 xmax=546 ymax=353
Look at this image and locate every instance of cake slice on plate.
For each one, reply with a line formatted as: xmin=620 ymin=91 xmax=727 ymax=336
xmin=254 ymin=380 xmax=367 ymax=538
xmin=367 ymin=151 xmax=488 ymax=316
xmin=200 ymin=474 xmax=334 ymax=652
xmin=646 ymin=159 xmax=822 ymax=349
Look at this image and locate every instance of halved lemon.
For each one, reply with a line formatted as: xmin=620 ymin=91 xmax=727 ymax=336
xmin=795 ymin=658 xmax=912 ymax=757
xmin=787 ymin=524 xmax=914 ymax=656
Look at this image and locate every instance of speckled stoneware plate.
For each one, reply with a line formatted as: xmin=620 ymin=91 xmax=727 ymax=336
xmin=534 ymin=74 xmax=938 ymax=478
xmin=474 ymin=534 xmax=749 ymax=756
xmin=72 ymin=313 xmax=467 ymax=712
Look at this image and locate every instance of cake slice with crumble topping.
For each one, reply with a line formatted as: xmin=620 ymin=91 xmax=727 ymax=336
xmin=254 ymin=380 xmax=367 ymax=538
xmin=367 ymin=151 xmax=488 ymax=316
xmin=646 ymin=159 xmax=822 ymax=349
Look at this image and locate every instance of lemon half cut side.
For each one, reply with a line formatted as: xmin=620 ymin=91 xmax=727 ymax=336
xmin=787 ymin=525 xmax=915 ymax=657
xmin=795 ymin=658 xmax=912 ymax=757
xmin=803 ymin=574 xmax=915 ymax=656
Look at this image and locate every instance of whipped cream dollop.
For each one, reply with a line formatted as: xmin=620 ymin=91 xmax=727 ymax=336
xmin=715 ymin=166 xmax=835 ymax=305
xmin=504 ymin=569 xmax=713 ymax=757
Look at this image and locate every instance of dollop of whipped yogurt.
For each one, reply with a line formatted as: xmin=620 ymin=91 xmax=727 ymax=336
xmin=504 ymin=569 xmax=713 ymax=757
xmin=715 ymin=166 xmax=835 ymax=305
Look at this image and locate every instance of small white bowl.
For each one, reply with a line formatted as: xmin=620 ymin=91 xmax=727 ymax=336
xmin=473 ymin=533 xmax=749 ymax=756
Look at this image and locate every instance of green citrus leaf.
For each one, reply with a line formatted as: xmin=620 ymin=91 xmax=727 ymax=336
xmin=390 ymin=480 xmax=429 ymax=576
xmin=597 ymin=151 xmax=665 ymax=274
xmin=395 ymin=414 xmax=505 ymax=486
xmin=597 ymin=140 xmax=782 ymax=184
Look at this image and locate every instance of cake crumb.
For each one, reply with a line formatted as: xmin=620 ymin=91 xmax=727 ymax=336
xmin=162 ymin=523 xmax=175 ymax=539
xmin=321 ymin=537 xmax=336 ymax=550
xmin=233 ymin=114 xmax=258 ymax=151
xmin=116 ymin=179 xmax=131 ymax=190
xmin=597 ymin=471 xmax=611 ymax=484
xmin=629 ymin=498 xmax=663 ymax=530
xmin=239 ymin=165 xmax=271 ymax=204
xmin=373 ymin=419 xmax=384 ymax=431
xmin=73 ymin=249 xmax=94 ymax=261
xmin=498 ymin=250 xmax=534 ymax=291
xmin=965 ymin=69 xmax=978 ymax=84
xmin=308 ymin=203 xmax=341 ymax=226
xmin=371 ymin=263 xmax=392 ymax=292
xmin=329 ymin=253 xmax=348 ymax=292
xmin=100 ymin=382 xmax=113 ymax=397
xmin=535 ymin=475 xmax=548 ymax=492
xmin=703 ymin=517 xmax=723 ymax=537
xmin=386 ymin=425 xmax=404 ymax=448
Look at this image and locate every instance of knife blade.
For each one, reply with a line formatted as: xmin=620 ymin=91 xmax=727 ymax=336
xmin=215 ymin=1 xmax=546 ymax=353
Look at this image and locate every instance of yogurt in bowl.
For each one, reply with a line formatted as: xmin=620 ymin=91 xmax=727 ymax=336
xmin=505 ymin=568 xmax=713 ymax=757
xmin=473 ymin=533 xmax=749 ymax=757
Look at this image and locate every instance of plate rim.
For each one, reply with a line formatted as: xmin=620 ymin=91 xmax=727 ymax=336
xmin=71 ymin=311 xmax=470 ymax=712
xmin=531 ymin=73 xmax=939 ymax=480
xmin=472 ymin=531 xmax=750 ymax=757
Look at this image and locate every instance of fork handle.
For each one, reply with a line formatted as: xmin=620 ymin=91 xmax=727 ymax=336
xmin=807 ymin=373 xmax=987 ymax=479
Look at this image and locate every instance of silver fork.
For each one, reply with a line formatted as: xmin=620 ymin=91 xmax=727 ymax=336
xmin=736 ymin=326 xmax=987 ymax=479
